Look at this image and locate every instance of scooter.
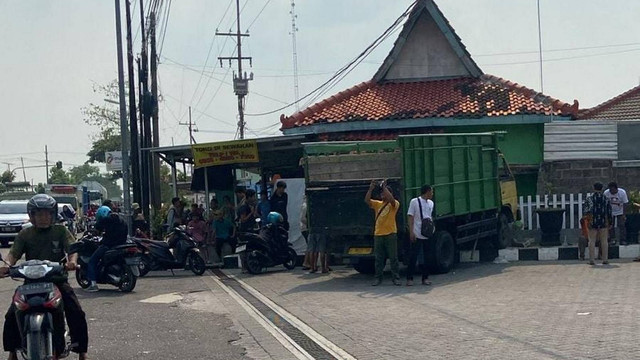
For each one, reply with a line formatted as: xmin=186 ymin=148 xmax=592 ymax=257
xmin=1 ymin=253 xmax=73 ymax=360
xmin=133 ymin=225 xmax=206 ymax=276
xmin=236 ymin=220 xmax=297 ymax=274
xmin=69 ymin=235 xmax=141 ymax=292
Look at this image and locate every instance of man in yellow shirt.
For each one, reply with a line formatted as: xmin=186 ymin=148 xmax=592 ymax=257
xmin=365 ymin=179 xmax=401 ymax=286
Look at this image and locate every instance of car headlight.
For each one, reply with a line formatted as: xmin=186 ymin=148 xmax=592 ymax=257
xmin=21 ymin=265 xmax=48 ymax=279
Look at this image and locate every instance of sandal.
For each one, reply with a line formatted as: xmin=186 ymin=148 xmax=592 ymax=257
xmin=421 ymin=279 xmax=432 ymax=286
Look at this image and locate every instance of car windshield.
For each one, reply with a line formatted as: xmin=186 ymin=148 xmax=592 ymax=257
xmin=0 ymin=203 xmax=28 ymax=214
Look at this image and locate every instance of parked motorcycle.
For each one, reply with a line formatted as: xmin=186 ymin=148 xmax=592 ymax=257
xmin=133 ymin=225 xmax=206 ymax=277
xmin=69 ymin=235 xmax=141 ymax=292
xmin=1 ymin=253 xmax=73 ymax=360
xmin=236 ymin=220 xmax=297 ymax=274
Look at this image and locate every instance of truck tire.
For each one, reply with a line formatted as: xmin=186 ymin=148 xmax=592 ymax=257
xmin=495 ymin=213 xmax=512 ymax=249
xmin=353 ymin=259 xmax=375 ymax=274
xmin=427 ymin=231 xmax=455 ymax=274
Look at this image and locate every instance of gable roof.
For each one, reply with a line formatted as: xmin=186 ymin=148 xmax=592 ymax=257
xmin=280 ymin=75 xmax=578 ymax=130
xmin=373 ymin=0 xmax=482 ymax=82
xmin=578 ymin=84 xmax=640 ymax=120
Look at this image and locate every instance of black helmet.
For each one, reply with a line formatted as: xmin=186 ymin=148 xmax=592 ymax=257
xmin=27 ymin=194 xmax=58 ymax=221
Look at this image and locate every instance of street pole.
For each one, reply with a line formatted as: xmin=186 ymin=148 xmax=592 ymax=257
xmin=125 ymin=0 xmax=140 ymax=206
xmin=20 ymin=157 xmax=26 ymax=182
xmin=114 ymin=0 xmax=132 ymax=235
xmin=150 ymin=12 xmax=161 ymax=213
xmin=44 ymin=145 xmax=49 ymax=184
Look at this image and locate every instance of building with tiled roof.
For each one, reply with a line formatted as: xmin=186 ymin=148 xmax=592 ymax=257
xmin=279 ymin=0 xmax=579 ymax=196
xmin=578 ymin=84 xmax=640 ymax=120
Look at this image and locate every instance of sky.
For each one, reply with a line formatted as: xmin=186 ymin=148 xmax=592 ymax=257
xmin=1 ymin=0 xmax=639 ymax=185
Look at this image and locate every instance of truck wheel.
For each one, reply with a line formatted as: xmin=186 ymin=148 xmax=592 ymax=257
xmin=495 ymin=213 xmax=512 ymax=249
xmin=353 ymin=259 xmax=375 ymax=274
xmin=427 ymin=231 xmax=455 ymax=274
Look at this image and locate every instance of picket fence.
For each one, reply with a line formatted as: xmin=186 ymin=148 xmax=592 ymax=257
xmin=518 ymin=194 xmax=593 ymax=231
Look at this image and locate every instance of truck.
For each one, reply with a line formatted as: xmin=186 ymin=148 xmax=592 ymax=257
xmin=303 ymin=132 xmax=517 ymax=274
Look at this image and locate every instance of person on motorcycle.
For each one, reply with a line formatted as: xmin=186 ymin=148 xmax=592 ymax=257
xmin=62 ymin=205 xmax=77 ymax=233
xmin=0 ymin=194 xmax=89 ymax=360
xmin=85 ymin=206 xmax=128 ymax=292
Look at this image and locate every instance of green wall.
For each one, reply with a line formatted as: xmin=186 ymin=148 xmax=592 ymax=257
xmin=446 ymin=124 xmax=543 ymax=165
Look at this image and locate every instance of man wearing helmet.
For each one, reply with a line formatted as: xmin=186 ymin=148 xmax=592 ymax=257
xmin=85 ymin=205 xmax=128 ymax=292
xmin=0 ymin=194 xmax=89 ymax=360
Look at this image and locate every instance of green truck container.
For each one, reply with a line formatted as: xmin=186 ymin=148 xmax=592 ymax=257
xmin=303 ymin=133 xmax=517 ymax=274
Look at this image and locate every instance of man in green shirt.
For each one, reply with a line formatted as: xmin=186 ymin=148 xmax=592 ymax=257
xmin=0 ymin=194 xmax=89 ymax=360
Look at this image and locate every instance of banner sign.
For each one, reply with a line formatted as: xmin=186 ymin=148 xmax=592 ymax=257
xmin=192 ymin=140 xmax=259 ymax=168
xmin=105 ymin=151 xmax=123 ymax=171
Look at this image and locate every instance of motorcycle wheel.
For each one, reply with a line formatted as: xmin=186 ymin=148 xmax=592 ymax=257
xmin=118 ymin=265 xmax=137 ymax=292
xmin=75 ymin=268 xmax=90 ymax=289
xmin=283 ymin=248 xmax=297 ymax=270
xmin=189 ymin=252 xmax=206 ymax=276
xmin=138 ymin=255 xmax=151 ymax=277
xmin=246 ymin=251 xmax=264 ymax=275
xmin=26 ymin=331 xmax=47 ymax=360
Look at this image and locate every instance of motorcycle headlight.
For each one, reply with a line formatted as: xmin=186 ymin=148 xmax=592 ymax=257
xmin=21 ymin=265 xmax=48 ymax=279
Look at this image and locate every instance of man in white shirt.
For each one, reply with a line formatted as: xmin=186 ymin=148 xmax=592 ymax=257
xmin=604 ymin=182 xmax=629 ymax=245
xmin=406 ymin=184 xmax=434 ymax=286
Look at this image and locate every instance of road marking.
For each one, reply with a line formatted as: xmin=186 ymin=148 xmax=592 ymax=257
xmin=226 ymin=273 xmax=357 ymax=360
xmin=140 ymin=292 xmax=183 ymax=304
xmin=206 ymin=273 xmax=314 ymax=360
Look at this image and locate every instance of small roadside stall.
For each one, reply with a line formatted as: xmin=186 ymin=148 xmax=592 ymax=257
xmin=148 ymin=135 xmax=312 ymax=254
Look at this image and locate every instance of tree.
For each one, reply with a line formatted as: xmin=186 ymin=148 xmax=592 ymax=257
xmin=35 ymin=183 xmax=46 ymax=194
xmin=49 ymin=167 xmax=71 ymax=184
xmin=81 ymin=81 xmax=123 ymax=164
xmin=68 ymin=164 xmax=100 ymax=184
xmin=1 ymin=170 xmax=15 ymax=184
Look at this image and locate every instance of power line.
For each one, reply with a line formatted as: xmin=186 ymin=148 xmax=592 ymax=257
xmin=244 ymin=0 xmax=418 ymax=117
xmin=481 ymin=47 xmax=640 ymax=66
xmin=246 ymin=0 xmax=272 ymax=32
xmin=474 ymin=42 xmax=640 ymax=57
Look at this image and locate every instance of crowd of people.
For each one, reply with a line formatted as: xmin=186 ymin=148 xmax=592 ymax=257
xmin=163 ymin=180 xmax=293 ymax=266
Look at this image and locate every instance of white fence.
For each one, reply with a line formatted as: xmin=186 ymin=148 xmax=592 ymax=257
xmin=518 ymin=194 xmax=592 ymax=231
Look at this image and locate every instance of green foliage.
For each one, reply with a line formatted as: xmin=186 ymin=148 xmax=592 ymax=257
xmin=1 ymin=170 xmax=15 ymax=184
xmin=81 ymin=81 xmax=124 ymax=164
xmin=35 ymin=183 xmax=46 ymax=194
xmin=49 ymin=167 xmax=71 ymax=184
xmin=0 ymin=183 xmax=6 ymax=194
xmin=68 ymin=164 xmax=100 ymax=184
xmin=626 ymin=190 xmax=640 ymax=214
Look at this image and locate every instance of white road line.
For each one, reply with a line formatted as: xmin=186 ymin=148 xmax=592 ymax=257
xmin=227 ymin=273 xmax=357 ymax=360
xmin=206 ymin=274 xmax=314 ymax=360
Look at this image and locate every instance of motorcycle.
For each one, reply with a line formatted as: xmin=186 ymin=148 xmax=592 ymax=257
xmin=133 ymin=225 xmax=206 ymax=277
xmin=0 ymin=253 xmax=73 ymax=360
xmin=236 ymin=220 xmax=297 ymax=274
xmin=69 ymin=235 xmax=141 ymax=292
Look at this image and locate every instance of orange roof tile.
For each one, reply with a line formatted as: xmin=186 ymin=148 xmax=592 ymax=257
xmin=578 ymin=84 xmax=640 ymax=120
xmin=280 ymin=75 xmax=578 ymax=129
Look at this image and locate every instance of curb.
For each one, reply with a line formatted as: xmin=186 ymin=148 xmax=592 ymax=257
xmin=459 ymin=244 xmax=640 ymax=263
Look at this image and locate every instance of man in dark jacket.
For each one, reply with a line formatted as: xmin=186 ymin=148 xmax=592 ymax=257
xmin=86 ymin=205 xmax=128 ymax=291
xmin=269 ymin=181 xmax=289 ymax=228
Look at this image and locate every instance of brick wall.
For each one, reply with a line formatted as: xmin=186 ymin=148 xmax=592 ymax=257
xmin=538 ymin=160 xmax=640 ymax=194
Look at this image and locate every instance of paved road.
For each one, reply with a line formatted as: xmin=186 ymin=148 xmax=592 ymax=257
xmin=2 ymin=243 xmax=640 ymax=359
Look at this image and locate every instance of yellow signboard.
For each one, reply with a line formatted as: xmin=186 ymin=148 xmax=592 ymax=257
xmin=192 ymin=140 xmax=259 ymax=168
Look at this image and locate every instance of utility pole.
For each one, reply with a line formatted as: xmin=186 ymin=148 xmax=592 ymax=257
xmin=217 ymin=0 xmax=253 ymax=139
xmin=138 ymin=0 xmax=151 ymax=222
xmin=149 ymin=12 xmax=161 ymax=212
xmin=290 ymin=0 xmax=300 ymax=110
xmin=44 ymin=145 xmax=49 ymax=184
xmin=114 ymin=0 xmax=133 ymax=234
xmin=125 ymin=0 xmax=140 ymax=206
xmin=20 ymin=157 xmax=26 ymax=182
xmin=179 ymin=106 xmax=196 ymax=145
xmin=537 ymin=0 xmax=544 ymax=93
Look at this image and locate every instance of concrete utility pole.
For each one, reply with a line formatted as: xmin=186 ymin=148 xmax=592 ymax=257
xmin=20 ymin=158 xmax=26 ymax=182
xmin=150 ymin=12 xmax=161 ymax=212
xmin=125 ymin=0 xmax=140 ymax=206
xmin=114 ymin=0 xmax=133 ymax=234
xmin=44 ymin=145 xmax=49 ymax=184
xmin=217 ymin=0 xmax=253 ymax=139
xmin=179 ymin=106 xmax=196 ymax=145
xmin=138 ymin=0 xmax=151 ymax=222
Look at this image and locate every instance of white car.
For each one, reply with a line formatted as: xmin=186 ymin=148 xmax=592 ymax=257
xmin=0 ymin=200 xmax=30 ymax=247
